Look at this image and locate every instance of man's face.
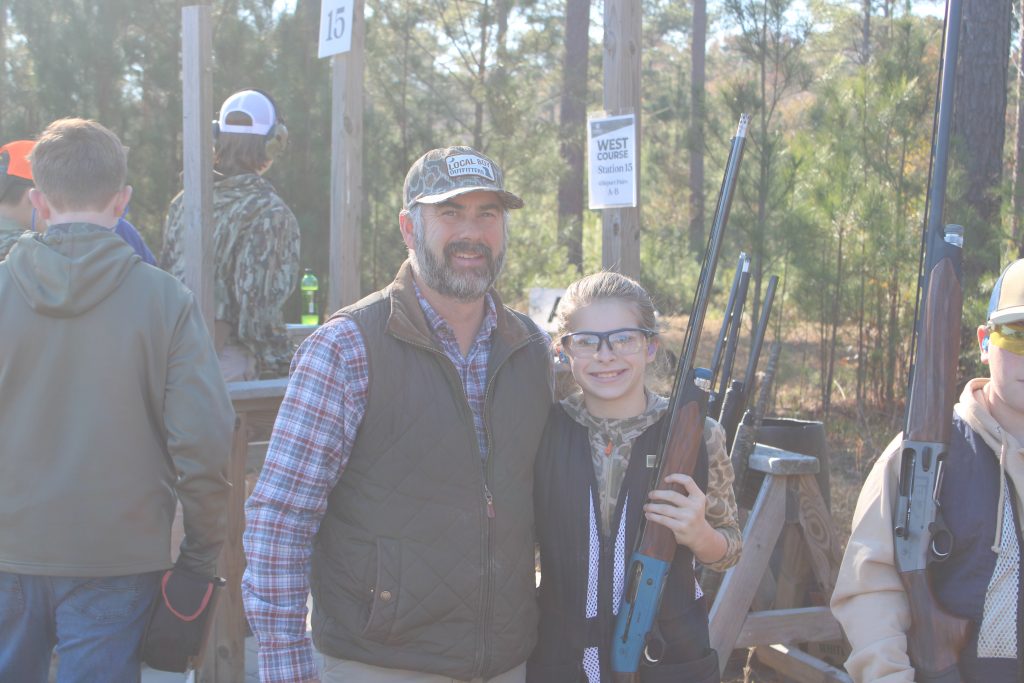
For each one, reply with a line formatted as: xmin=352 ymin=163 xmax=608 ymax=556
xmin=980 ymin=322 xmax=1024 ymax=418
xmin=406 ymin=190 xmax=507 ymax=302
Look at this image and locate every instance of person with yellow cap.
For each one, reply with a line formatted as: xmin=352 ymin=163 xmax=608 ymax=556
xmin=832 ymin=258 xmax=1024 ymax=682
xmin=0 ymin=140 xmax=35 ymax=260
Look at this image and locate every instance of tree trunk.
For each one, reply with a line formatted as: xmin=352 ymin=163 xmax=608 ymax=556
xmin=557 ymin=0 xmax=590 ymax=272
xmin=823 ymin=225 xmax=844 ymax=419
xmin=474 ymin=0 xmax=491 ymax=150
xmin=954 ymin=0 xmax=1012 ymax=283
xmin=0 ymin=0 xmax=6 ymax=134
xmin=687 ymin=0 xmax=706 ymax=256
xmin=856 ymin=237 xmax=866 ymax=407
xmin=885 ymin=265 xmax=899 ymax=408
xmin=1013 ymin=0 xmax=1024 ymax=256
xmin=860 ymin=0 xmax=870 ymax=65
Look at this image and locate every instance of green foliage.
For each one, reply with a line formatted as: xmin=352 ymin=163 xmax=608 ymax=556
xmin=0 ymin=0 xmax=1009 ymax=418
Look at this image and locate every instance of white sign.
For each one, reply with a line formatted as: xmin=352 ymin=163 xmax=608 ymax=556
xmin=587 ymin=114 xmax=637 ymax=209
xmin=318 ymin=0 xmax=354 ymax=58
xmin=528 ymin=287 xmax=567 ymax=334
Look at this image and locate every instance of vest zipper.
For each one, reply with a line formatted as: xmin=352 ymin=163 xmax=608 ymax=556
xmin=476 ymin=334 xmax=535 ymax=678
xmin=484 ymin=483 xmax=495 ymax=518
xmin=393 ymin=327 xmax=536 ymax=679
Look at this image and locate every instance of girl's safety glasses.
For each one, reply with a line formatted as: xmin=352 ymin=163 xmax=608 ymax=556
xmin=560 ymin=328 xmax=655 ymax=358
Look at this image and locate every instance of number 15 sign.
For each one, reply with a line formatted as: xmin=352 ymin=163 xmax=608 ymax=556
xmin=318 ymin=0 xmax=353 ymax=58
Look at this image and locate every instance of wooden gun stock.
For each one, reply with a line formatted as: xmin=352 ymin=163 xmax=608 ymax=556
xmin=900 ymin=570 xmax=970 ymax=681
xmin=638 ymin=398 xmax=705 ymax=561
xmin=904 ymin=258 xmax=963 ymax=444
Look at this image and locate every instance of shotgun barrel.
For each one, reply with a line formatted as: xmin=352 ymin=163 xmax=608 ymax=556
xmin=611 ymin=113 xmax=750 ymax=679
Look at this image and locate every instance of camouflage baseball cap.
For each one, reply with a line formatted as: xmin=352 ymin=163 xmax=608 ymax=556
xmin=403 ymin=146 xmax=523 ymax=210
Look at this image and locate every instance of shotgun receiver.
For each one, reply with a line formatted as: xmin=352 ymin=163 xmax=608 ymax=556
xmin=611 ymin=114 xmax=749 ymax=679
xmin=892 ymin=0 xmax=969 ymax=679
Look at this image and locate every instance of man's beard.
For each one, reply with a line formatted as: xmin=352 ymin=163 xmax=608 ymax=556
xmin=413 ymin=231 xmax=505 ymax=302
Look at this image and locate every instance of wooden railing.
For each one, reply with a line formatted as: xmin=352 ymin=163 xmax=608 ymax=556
xmin=198 ymin=378 xmax=288 ymax=682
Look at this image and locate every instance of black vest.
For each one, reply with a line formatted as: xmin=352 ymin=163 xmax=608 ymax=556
xmin=529 ymin=405 xmax=720 ymax=683
xmin=929 ymin=415 xmax=1024 ymax=682
xmin=310 ymin=263 xmax=552 ymax=680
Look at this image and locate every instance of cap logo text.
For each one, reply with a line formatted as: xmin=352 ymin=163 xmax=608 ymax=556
xmin=446 ymin=154 xmax=495 ymax=181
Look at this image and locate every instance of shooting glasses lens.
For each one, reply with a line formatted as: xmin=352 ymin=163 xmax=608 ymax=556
xmin=561 ymin=328 xmax=654 ymax=358
xmin=989 ymin=322 xmax=1024 ymax=355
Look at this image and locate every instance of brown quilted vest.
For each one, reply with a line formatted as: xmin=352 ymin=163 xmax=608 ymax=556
xmin=310 ymin=262 xmax=552 ymax=679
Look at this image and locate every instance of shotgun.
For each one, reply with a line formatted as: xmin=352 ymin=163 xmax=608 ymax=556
xmin=708 ymin=253 xmax=749 ymax=419
xmin=892 ymin=0 xmax=969 ymax=679
xmin=708 ymin=253 xmax=750 ymax=419
xmin=718 ymin=275 xmax=778 ymax=451
xmin=611 ymin=113 xmax=749 ymax=679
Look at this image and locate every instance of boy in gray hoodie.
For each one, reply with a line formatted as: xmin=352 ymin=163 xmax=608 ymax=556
xmin=0 ymin=118 xmax=234 ymax=682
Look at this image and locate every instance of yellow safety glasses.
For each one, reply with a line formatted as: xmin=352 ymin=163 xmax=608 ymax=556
xmin=988 ymin=321 xmax=1024 ymax=355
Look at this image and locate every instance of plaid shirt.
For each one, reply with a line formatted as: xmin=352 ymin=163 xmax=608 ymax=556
xmin=242 ymin=286 xmax=498 ymax=683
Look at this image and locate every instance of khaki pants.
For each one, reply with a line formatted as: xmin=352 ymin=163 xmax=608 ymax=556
xmin=319 ymin=655 xmax=526 ymax=683
xmin=219 ymin=342 xmax=257 ymax=381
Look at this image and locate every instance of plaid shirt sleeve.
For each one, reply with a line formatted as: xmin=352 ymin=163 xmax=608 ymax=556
xmin=242 ymin=316 xmax=368 ymax=683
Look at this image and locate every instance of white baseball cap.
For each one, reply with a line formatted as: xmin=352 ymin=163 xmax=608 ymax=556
xmin=217 ymin=90 xmax=276 ymax=136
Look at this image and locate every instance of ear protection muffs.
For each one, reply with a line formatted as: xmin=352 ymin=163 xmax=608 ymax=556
xmin=212 ymin=89 xmax=289 ymax=159
xmin=982 ymin=336 xmax=990 ymax=352
xmin=557 ymin=350 xmax=569 ymax=364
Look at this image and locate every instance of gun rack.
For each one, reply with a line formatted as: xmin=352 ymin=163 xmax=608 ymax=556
xmin=709 ymin=444 xmax=852 ymax=683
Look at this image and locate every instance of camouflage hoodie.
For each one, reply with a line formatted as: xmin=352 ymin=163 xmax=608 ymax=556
xmin=561 ymin=390 xmax=742 ymax=571
xmin=162 ymin=172 xmax=300 ymax=377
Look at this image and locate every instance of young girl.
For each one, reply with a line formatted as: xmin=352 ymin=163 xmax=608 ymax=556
xmin=528 ymin=271 xmax=742 ymax=683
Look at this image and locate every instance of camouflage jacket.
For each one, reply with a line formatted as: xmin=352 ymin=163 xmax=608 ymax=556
xmin=162 ymin=172 xmax=300 ymax=377
xmin=0 ymin=215 xmax=27 ymax=261
xmin=561 ymin=390 xmax=742 ymax=571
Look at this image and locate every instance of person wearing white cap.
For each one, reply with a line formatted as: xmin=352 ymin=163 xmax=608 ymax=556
xmin=161 ymin=89 xmax=300 ymax=380
xmin=832 ymin=258 xmax=1024 ymax=682
xmin=243 ymin=146 xmax=553 ymax=683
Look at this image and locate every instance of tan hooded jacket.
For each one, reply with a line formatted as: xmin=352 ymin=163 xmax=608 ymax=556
xmin=830 ymin=378 xmax=1024 ymax=682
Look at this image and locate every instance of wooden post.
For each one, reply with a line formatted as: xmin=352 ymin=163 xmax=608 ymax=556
xmin=181 ymin=5 xmax=214 ymax=332
xmin=199 ymin=412 xmax=248 ymax=683
xmin=601 ymin=0 xmax=641 ymax=277
xmin=199 ymin=379 xmax=290 ymax=682
xmin=328 ymin=0 xmax=365 ymax=313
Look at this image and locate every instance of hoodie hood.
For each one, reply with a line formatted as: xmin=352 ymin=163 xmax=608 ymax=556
xmin=956 ymin=377 xmax=1024 ymax=554
xmin=5 ymin=222 xmax=139 ymax=317
xmin=956 ymin=378 xmax=1008 ymax=453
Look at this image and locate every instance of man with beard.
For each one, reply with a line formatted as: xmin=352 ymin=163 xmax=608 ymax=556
xmin=243 ymin=146 xmax=553 ymax=683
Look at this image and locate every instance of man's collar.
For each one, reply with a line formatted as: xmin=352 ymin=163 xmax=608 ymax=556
xmin=412 ymin=277 xmax=497 ymax=342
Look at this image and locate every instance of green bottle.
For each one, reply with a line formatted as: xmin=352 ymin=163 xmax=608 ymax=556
xmin=300 ymin=268 xmax=319 ymax=325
